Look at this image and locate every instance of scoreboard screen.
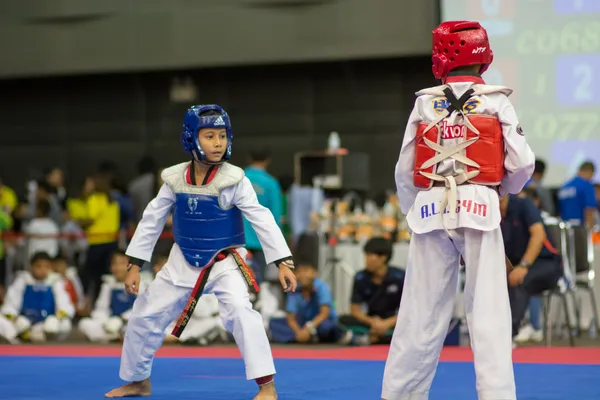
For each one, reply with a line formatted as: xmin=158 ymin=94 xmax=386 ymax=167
xmin=441 ymin=0 xmax=600 ymax=185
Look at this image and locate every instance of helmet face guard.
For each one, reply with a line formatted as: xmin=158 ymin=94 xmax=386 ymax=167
xmin=180 ymin=104 xmax=232 ymax=164
xmin=431 ymin=21 xmax=493 ymax=81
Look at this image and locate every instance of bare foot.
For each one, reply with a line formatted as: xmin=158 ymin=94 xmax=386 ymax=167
xmin=105 ymin=378 xmax=152 ymax=398
xmin=253 ymin=381 xmax=277 ymax=400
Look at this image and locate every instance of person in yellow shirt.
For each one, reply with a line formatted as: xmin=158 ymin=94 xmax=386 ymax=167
xmin=82 ymin=173 xmax=120 ymax=302
xmin=0 ymin=178 xmax=18 ymax=214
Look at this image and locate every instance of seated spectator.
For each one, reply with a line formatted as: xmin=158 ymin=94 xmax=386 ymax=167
xmin=269 ymin=260 xmax=354 ymax=344
xmin=501 ymin=194 xmax=563 ymax=344
xmin=0 ymin=207 xmax=13 ymax=302
xmin=156 ymin=255 xmax=227 ymax=346
xmin=339 ymin=237 xmax=405 ymax=345
xmin=0 ymin=252 xmax=74 ymax=343
xmin=51 ymin=255 xmax=86 ymax=316
xmin=25 ymin=199 xmax=60 ymax=261
xmin=78 ymin=250 xmax=146 ymax=343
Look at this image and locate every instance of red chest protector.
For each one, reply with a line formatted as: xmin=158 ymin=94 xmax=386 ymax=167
xmin=413 ymin=87 xmax=505 ymax=189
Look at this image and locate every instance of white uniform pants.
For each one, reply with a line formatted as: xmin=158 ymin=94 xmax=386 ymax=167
xmin=382 ymin=228 xmax=515 ymax=400
xmin=119 ymin=260 xmax=275 ymax=382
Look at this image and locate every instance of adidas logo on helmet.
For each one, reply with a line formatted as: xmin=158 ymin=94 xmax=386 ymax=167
xmin=213 ymin=116 xmax=225 ymax=126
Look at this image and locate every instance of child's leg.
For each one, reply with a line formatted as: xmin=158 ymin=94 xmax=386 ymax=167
xmin=460 ymin=227 xmax=516 ymax=400
xmin=382 ymin=230 xmax=460 ymax=400
xmin=207 ymin=267 xmax=275 ymax=381
xmin=119 ymin=271 xmax=190 ymax=382
xmin=0 ymin=315 xmax=18 ymax=342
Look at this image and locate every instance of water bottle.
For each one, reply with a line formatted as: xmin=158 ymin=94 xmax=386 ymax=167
xmin=328 ymin=131 xmax=341 ymax=153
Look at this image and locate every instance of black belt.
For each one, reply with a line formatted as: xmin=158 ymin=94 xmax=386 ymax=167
xmin=171 ymin=249 xmax=259 ymax=338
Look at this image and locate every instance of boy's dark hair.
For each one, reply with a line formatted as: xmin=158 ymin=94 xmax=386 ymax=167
xmin=30 ymin=251 xmax=52 ymax=264
xmin=364 ymin=237 xmax=393 ymax=263
xmin=111 ymin=249 xmax=128 ymax=260
xmin=293 ymin=254 xmax=317 ymax=270
xmin=199 ymin=109 xmax=222 ymax=117
xmin=579 ymin=161 xmax=596 ymax=173
xmin=52 ymin=254 xmax=68 ymax=263
xmin=36 ymin=199 xmax=51 ymax=217
xmin=249 ymin=147 xmax=271 ymax=163
xmin=534 ymin=159 xmax=546 ymax=175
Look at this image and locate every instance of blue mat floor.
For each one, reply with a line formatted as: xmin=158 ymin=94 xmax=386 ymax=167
xmin=0 ymin=356 xmax=599 ymax=399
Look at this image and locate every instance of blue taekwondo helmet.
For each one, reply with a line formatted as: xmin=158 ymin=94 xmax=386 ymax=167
xmin=180 ymin=104 xmax=233 ymax=164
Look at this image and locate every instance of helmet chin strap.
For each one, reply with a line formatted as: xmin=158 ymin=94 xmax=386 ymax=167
xmin=191 ymin=149 xmax=225 ymax=165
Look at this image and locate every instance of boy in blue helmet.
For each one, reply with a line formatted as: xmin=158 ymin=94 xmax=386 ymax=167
xmin=105 ymin=105 xmax=297 ymax=399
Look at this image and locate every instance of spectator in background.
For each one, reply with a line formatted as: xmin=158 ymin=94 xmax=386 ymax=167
xmin=97 ymin=162 xmax=134 ymax=236
xmin=525 ymin=159 xmax=555 ymax=215
xmin=30 ymin=181 xmax=63 ymax=226
xmin=288 ymin=181 xmax=325 ymax=246
xmin=595 ymin=183 xmax=600 ymax=226
xmin=0 ymin=207 xmax=13 ymax=301
xmin=558 ymin=161 xmax=597 ymax=229
xmin=501 ymin=194 xmax=562 ymax=344
xmin=243 ymin=147 xmax=282 ymax=284
xmin=269 ymin=260 xmax=354 ymax=344
xmin=278 ymin=175 xmax=294 ymax=244
xmin=79 ymin=250 xmax=146 ymax=343
xmin=339 ymin=237 xmax=404 ymax=345
xmin=24 ymin=199 xmax=60 ymax=261
xmin=51 ymin=255 xmax=85 ymax=316
xmin=26 ymin=168 xmax=66 ymax=225
xmin=63 ymin=176 xmax=95 ymax=267
xmin=128 ymin=156 xmax=157 ymax=223
xmin=82 ymin=171 xmax=120 ymax=302
xmin=0 ymin=177 xmax=18 ymax=214
xmin=0 ymin=252 xmax=74 ymax=343
xmin=44 ymin=167 xmax=67 ymax=206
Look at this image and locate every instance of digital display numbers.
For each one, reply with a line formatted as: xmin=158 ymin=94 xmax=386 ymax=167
xmin=555 ymin=55 xmax=600 ymax=106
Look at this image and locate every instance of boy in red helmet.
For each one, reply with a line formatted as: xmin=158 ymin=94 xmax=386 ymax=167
xmin=381 ymin=21 xmax=534 ymax=400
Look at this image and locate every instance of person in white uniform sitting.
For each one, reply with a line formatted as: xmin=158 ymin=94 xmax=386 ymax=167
xmin=0 ymin=252 xmax=74 ymax=343
xmin=79 ymin=250 xmax=147 ymax=342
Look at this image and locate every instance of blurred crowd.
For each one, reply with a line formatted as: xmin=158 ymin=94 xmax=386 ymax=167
xmin=0 ymin=152 xmax=598 ymax=347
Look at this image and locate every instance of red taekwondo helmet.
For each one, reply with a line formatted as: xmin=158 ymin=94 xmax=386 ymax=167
xmin=431 ymin=21 xmax=493 ymax=81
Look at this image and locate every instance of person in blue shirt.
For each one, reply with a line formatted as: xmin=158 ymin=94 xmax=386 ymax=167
xmin=243 ymin=148 xmax=283 ymax=284
xmin=269 ymin=261 xmax=353 ymax=344
xmin=558 ymin=161 xmax=597 ymax=228
xmin=501 ymin=194 xmax=562 ymax=343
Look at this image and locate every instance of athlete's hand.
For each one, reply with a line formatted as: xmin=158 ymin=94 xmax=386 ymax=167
xmin=278 ymin=262 xmax=297 ymax=293
xmin=125 ymin=265 xmax=141 ymax=295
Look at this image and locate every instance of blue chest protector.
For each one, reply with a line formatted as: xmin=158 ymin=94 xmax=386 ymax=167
xmin=110 ymin=288 xmax=136 ymax=317
xmin=21 ymin=284 xmax=56 ymax=324
xmin=172 ymin=193 xmax=245 ymax=267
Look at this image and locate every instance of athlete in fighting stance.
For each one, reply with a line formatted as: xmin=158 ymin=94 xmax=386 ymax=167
xmin=382 ymin=21 xmax=535 ymax=400
xmin=105 ymin=105 xmax=297 ymax=399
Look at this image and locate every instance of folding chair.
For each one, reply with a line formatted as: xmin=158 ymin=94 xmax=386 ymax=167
xmin=541 ymin=220 xmax=577 ymax=346
xmin=571 ymin=224 xmax=600 ymax=336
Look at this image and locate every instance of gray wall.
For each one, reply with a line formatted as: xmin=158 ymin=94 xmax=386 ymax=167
xmin=0 ymin=0 xmax=438 ymax=78
xmin=0 ymin=57 xmax=435 ymax=196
